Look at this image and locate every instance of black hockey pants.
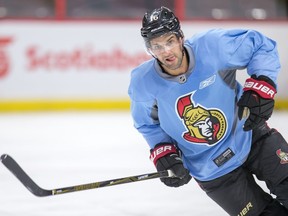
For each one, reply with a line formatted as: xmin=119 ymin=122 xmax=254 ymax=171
xmin=196 ymin=125 xmax=288 ymax=215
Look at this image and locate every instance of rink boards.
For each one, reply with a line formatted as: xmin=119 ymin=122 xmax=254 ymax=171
xmin=0 ymin=20 xmax=287 ymax=111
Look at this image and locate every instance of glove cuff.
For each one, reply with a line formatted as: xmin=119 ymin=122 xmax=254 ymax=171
xmin=243 ymin=77 xmax=277 ymax=99
xmin=150 ymin=143 xmax=178 ymax=166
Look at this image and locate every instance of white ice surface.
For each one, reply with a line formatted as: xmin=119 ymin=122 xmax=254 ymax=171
xmin=0 ymin=111 xmax=288 ymax=216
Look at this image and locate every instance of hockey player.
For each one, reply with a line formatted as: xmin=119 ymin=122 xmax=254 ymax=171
xmin=128 ymin=6 xmax=288 ymax=215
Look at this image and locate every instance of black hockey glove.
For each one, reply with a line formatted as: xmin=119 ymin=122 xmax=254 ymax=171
xmin=237 ymin=75 xmax=277 ymax=131
xmin=150 ymin=143 xmax=192 ymax=187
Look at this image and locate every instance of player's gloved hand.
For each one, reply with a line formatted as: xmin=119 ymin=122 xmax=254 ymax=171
xmin=150 ymin=143 xmax=192 ymax=187
xmin=237 ymin=75 xmax=277 ymax=131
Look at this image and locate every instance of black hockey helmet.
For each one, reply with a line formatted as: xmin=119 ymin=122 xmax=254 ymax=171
xmin=141 ymin=6 xmax=183 ymax=47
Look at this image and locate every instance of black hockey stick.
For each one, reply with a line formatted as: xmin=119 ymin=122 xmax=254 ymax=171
xmin=1 ymin=154 xmax=173 ymax=197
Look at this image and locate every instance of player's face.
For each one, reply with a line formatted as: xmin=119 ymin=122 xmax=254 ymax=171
xmin=193 ymin=118 xmax=213 ymax=137
xmin=149 ymin=33 xmax=186 ymax=75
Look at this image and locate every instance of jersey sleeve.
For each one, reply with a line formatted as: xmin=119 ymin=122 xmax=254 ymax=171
xmin=203 ymin=29 xmax=281 ymax=85
xmin=128 ymin=67 xmax=174 ymax=149
xmin=129 ymin=99 xmax=174 ymax=148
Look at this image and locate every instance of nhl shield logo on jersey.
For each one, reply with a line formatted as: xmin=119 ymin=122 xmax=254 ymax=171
xmin=276 ymin=149 xmax=288 ymax=164
xmin=176 ymin=93 xmax=227 ymax=145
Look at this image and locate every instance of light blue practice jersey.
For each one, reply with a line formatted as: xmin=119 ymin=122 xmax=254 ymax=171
xmin=128 ymin=29 xmax=280 ymax=181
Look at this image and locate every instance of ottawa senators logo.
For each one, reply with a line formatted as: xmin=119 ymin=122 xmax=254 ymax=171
xmin=276 ymin=149 xmax=288 ymax=164
xmin=176 ymin=93 xmax=227 ymax=145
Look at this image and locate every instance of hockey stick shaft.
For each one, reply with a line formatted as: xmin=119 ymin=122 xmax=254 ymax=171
xmin=1 ymin=154 xmax=173 ymax=197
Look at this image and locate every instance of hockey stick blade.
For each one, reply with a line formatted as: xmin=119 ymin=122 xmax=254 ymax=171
xmin=1 ymin=154 xmax=52 ymax=197
xmin=1 ymin=154 xmax=173 ymax=197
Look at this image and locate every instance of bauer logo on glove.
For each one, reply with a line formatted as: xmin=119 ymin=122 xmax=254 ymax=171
xmin=243 ymin=77 xmax=276 ymax=99
xmin=238 ymin=75 xmax=277 ymax=131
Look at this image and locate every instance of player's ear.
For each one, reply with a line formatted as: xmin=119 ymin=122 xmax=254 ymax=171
xmin=179 ymin=36 xmax=184 ymax=45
